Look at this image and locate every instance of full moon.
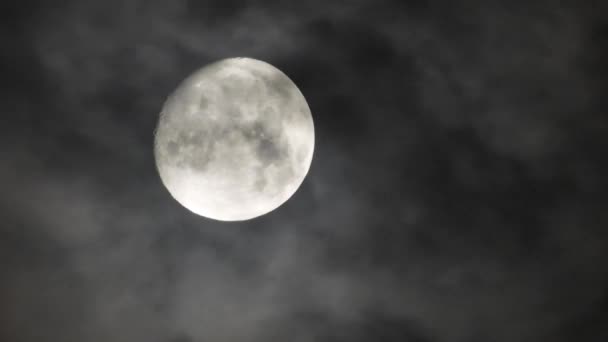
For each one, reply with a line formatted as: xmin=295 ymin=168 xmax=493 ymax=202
xmin=154 ymin=57 xmax=315 ymax=221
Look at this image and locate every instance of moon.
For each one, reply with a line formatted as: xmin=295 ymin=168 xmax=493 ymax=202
xmin=154 ymin=57 xmax=315 ymax=221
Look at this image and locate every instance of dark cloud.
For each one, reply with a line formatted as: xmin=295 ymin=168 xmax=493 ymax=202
xmin=1 ymin=0 xmax=608 ymax=341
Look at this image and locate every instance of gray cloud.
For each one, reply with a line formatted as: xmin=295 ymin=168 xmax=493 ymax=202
xmin=2 ymin=0 xmax=608 ymax=341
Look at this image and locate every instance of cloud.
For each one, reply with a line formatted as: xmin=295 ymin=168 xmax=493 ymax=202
xmin=2 ymin=0 xmax=608 ymax=341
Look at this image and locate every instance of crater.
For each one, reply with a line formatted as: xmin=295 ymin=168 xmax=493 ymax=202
xmin=242 ymin=121 xmax=288 ymax=164
xmin=168 ymin=130 xmax=215 ymax=172
xmin=257 ymin=137 xmax=283 ymax=163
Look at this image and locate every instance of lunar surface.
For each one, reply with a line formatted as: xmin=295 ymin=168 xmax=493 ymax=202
xmin=154 ymin=57 xmax=315 ymax=221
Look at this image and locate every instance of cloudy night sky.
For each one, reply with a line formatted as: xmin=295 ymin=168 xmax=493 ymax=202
xmin=2 ymin=1 xmax=608 ymax=341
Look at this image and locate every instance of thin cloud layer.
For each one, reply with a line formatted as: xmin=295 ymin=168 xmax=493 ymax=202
xmin=1 ymin=0 xmax=607 ymax=341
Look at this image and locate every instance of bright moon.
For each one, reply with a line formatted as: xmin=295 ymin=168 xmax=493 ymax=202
xmin=154 ymin=57 xmax=315 ymax=221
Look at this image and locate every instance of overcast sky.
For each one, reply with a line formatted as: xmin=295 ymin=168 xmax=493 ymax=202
xmin=1 ymin=1 xmax=608 ymax=341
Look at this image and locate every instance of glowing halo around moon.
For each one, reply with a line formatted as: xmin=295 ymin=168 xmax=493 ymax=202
xmin=154 ymin=57 xmax=315 ymax=221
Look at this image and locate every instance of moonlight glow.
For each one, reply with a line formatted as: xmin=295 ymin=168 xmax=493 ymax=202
xmin=154 ymin=57 xmax=315 ymax=221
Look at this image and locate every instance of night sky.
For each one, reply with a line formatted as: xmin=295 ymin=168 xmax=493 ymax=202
xmin=2 ymin=1 xmax=608 ymax=341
